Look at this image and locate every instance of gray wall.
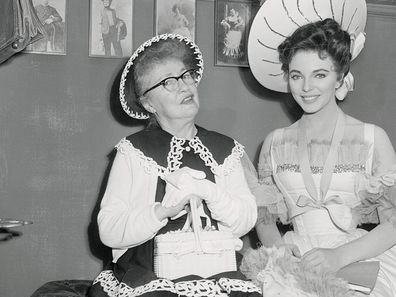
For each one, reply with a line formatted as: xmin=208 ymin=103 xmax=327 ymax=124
xmin=0 ymin=1 xmax=395 ymax=297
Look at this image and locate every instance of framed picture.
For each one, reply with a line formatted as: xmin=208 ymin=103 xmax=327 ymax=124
xmin=89 ymin=0 xmax=133 ymax=58
xmin=367 ymin=0 xmax=396 ymax=17
xmin=155 ymin=0 xmax=196 ymax=41
xmin=23 ymin=0 xmax=67 ymax=55
xmin=215 ymin=0 xmax=260 ymax=67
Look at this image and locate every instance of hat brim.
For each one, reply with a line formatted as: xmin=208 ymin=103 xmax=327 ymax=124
xmin=119 ymin=34 xmax=204 ymax=119
xmin=248 ymin=0 xmax=367 ymax=93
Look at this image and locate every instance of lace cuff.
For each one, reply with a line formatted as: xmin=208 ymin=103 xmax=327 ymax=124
xmin=355 ymin=165 xmax=396 ymax=228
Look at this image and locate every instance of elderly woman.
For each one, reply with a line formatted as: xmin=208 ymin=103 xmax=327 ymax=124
xmin=88 ymin=34 xmax=260 ymax=297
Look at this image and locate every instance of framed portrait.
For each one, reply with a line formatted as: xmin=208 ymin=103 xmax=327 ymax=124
xmin=23 ymin=0 xmax=67 ymax=55
xmin=215 ymin=0 xmax=260 ymax=67
xmin=89 ymin=0 xmax=133 ymax=58
xmin=155 ymin=0 xmax=196 ymax=41
xmin=367 ymin=0 xmax=396 ymax=17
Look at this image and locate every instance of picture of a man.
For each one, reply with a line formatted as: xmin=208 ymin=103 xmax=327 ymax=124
xmin=25 ymin=0 xmax=65 ymax=54
xmin=100 ymin=0 xmax=124 ymax=57
xmin=89 ymin=0 xmax=132 ymax=58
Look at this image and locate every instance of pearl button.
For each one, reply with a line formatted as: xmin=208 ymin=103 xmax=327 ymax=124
xmin=185 ymin=146 xmax=191 ymax=152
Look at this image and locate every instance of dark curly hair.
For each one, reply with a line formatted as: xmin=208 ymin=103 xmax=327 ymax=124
xmin=278 ymin=18 xmax=351 ymax=79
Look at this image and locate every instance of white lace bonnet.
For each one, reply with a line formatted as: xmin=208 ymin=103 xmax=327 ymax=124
xmin=119 ymin=34 xmax=204 ymax=119
xmin=248 ymin=0 xmax=367 ymax=100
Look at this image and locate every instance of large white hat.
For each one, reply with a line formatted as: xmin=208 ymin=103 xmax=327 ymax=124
xmin=248 ymin=0 xmax=367 ymax=94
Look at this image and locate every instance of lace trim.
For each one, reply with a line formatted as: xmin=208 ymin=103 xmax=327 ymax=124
xmin=118 ymin=279 xmax=177 ymax=297
xmin=173 ymin=279 xmax=227 ymax=297
xmin=218 ymin=277 xmax=262 ymax=294
xmin=92 ymin=270 xmax=119 ymax=297
xmin=116 ymin=138 xmax=166 ymax=177
xmin=115 ymin=137 xmax=244 ymax=178
xmin=220 ymin=140 xmax=245 ymax=176
xmin=276 ymin=163 xmax=365 ymax=174
xmin=189 ymin=137 xmax=219 ymax=174
xmin=167 ymin=137 xmax=186 ymax=173
xmin=93 ymin=270 xmax=260 ymax=297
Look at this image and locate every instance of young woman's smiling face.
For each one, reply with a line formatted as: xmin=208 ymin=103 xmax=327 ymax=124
xmin=288 ymin=50 xmax=342 ymax=114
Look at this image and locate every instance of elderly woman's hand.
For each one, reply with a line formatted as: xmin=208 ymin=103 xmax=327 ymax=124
xmin=165 ymin=167 xmax=206 ymax=189
xmin=164 ymin=167 xmax=218 ymax=207
xmin=161 ymin=168 xmax=207 ymax=220
xmin=155 ymin=194 xmax=200 ymax=221
xmin=164 ymin=167 xmax=206 ymax=203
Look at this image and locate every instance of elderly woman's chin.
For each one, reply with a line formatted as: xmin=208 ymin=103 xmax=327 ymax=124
xmin=177 ymin=94 xmax=200 ymax=119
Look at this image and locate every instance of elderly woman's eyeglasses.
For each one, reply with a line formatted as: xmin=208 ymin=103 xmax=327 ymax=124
xmin=142 ymin=69 xmax=197 ymax=96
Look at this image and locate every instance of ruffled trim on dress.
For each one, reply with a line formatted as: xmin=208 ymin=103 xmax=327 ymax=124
xmin=354 ymin=165 xmax=396 ymax=228
xmin=271 ymin=140 xmax=369 ymax=174
xmin=256 ymin=153 xmax=288 ymax=225
xmin=255 ymin=184 xmax=288 ymax=225
xmin=255 ymin=140 xmax=371 ymax=226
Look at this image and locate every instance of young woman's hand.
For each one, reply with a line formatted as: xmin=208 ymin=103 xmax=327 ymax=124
xmin=301 ymin=247 xmax=343 ymax=272
xmin=278 ymin=243 xmax=301 ymax=258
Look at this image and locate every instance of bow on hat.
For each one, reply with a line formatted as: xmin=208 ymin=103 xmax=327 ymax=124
xmin=335 ymin=32 xmax=366 ymax=100
xmin=248 ymin=0 xmax=367 ymax=99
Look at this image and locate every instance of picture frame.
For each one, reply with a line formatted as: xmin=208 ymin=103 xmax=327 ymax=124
xmin=155 ymin=0 xmax=196 ymax=42
xmin=215 ymin=0 xmax=260 ymax=67
xmin=89 ymin=0 xmax=133 ymax=58
xmin=367 ymin=1 xmax=396 ymax=17
xmin=23 ymin=0 xmax=67 ymax=55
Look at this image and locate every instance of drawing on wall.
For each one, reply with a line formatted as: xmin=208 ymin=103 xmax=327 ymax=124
xmin=89 ymin=0 xmax=133 ymax=58
xmin=215 ymin=0 xmax=259 ymax=67
xmin=23 ymin=0 xmax=67 ymax=55
xmin=155 ymin=0 xmax=196 ymax=41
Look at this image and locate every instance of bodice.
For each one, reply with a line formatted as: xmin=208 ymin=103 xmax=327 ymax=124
xmin=269 ymin=123 xmax=374 ymax=235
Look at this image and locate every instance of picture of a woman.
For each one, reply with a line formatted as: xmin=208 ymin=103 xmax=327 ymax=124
xmin=156 ymin=0 xmax=195 ymax=41
xmin=171 ymin=3 xmax=191 ymax=39
xmin=220 ymin=8 xmax=244 ymax=58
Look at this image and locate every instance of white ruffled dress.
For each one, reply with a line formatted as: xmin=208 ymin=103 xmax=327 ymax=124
xmin=255 ymin=122 xmax=396 ymax=297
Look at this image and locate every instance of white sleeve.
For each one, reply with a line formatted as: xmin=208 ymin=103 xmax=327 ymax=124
xmin=207 ymin=152 xmax=258 ymax=238
xmin=97 ymin=149 xmax=167 ymax=249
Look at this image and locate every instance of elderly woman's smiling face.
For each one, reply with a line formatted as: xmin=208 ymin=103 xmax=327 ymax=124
xmin=140 ymin=59 xmax=199 ymax=124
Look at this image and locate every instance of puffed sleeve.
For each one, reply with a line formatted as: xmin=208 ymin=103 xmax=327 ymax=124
xmin=354 ymin=165 xmax=396 ymax=228
xmin=255 ymin=151 xmax=288 ymax=225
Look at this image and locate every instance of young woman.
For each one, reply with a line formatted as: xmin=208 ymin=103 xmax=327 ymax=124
xmin=248 ymin=0 xmax=396 ymax=295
